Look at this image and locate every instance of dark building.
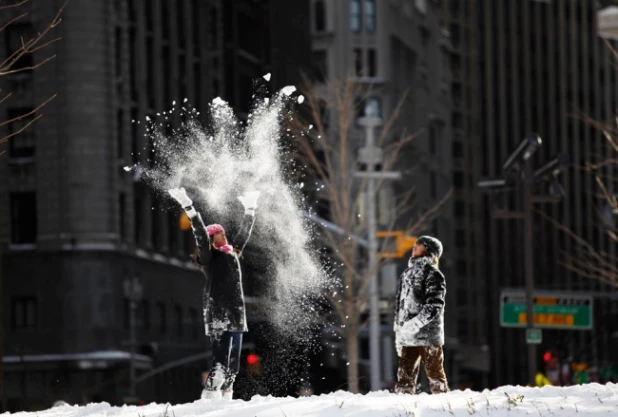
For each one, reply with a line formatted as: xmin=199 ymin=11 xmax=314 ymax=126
xmin=0 ymin=0 xmax=310 ymax=411
xmin=474 ymin=0 xmax=618 ymax=387
xmin=441 ymin=0 xmax=489 ymax=389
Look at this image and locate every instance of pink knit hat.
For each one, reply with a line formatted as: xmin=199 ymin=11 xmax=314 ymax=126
xmin=205 ymin=224 xmax=225 ymax=236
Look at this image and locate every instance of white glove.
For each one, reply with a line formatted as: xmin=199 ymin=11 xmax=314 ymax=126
xmin=168 ymin=187 xmax=193 ymax=208
xmin=238 ymin=191 xmax=260 ymax=210
xmin=401 ymin=318 xmax=422 ymax=335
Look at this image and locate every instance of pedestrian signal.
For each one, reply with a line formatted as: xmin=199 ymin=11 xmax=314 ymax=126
xmin=246 ymin=353 xmax=261 ymax=375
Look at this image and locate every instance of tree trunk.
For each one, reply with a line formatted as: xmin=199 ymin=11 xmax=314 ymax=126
xmin=346 ymin=322 xmax=359 ymax=393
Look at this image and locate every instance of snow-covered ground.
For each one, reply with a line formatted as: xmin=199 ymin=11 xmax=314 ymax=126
xmin=4 ymin=384 xmax=618 ymax=417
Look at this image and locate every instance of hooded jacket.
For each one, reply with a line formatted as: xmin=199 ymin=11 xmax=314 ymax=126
xmin=187 ymin=210 xmax=255 ymax=337
xmin=394 ymin=256 xmax=446 ymax=349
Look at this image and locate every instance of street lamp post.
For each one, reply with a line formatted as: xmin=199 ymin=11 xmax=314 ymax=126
xmin=123 ymin=277 xmax=143 ymax=398
xmin=478 ymin=134 xmax=568 ymax=386
xmin=355 ymin=100 xmax=401 ymax=391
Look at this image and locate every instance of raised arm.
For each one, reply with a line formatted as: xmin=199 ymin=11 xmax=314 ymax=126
xmin=231 ymin=212 xmax=256 ymax=253
xmin=234 ymin=191 xmax=260 ymax=254
xmin=168 ymin=188 xmax=212 ymax=265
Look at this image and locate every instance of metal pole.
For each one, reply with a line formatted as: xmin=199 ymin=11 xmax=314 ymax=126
xmin=522 ymin=180 xmax=537 ymax=386
xmin=365 ymin=123 xmax=381 ymax=391
xmin=129 ymin=297 xmax=137 ymax=397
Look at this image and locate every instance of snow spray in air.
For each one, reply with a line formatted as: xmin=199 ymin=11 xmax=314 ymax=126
xmin=127 ymin=80 xmax=332 ymax=356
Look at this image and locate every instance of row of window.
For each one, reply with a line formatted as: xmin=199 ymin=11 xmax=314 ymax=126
xmin=313 ymin=0 xmax=377 ymax=34
xmin=124 ymin=299 xmax=201 ymax=341
xmin=11 ymin=296 xmax=201 ymax=341
xmin=9 ymin=190 xmax=195 ymax=255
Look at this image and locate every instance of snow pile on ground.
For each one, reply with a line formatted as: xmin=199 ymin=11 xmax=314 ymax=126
xmin=6 ymin=383 xmax=618 ymax=417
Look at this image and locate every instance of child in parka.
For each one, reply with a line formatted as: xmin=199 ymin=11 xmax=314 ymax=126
xmin=394 ymin=235 xmax=448 ymax=394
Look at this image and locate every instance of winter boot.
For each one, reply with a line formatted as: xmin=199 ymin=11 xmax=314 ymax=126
xmin=201 ymin=388 xmax=222 ymax=400
xmin=221 ymin=373 xmax=236 ymax=400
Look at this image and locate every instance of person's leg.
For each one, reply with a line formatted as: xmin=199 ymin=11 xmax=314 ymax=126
xmin=203 ymin=332 xmax=229 ymax=398
xmin=221 ymin=332 xmax=243 ymax=399
xmin=422 ymin=345 xmax=449 ymax=394
xmin=395 ymin=346 xmax=423 ymax=394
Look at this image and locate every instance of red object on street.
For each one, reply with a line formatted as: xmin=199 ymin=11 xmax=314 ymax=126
xmin=247 ymin=353 xmax=259 ymax=365
xmin=543 ymin=352 xmax=552 ymax=362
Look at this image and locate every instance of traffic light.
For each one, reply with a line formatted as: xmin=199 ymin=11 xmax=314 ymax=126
xmin=180 ymin=212 xmax=191 ymax=230
xmin=246 ymin=353 xmax=261 ymax=375
xmin=543 ymin=351 xmax=552 ymax=362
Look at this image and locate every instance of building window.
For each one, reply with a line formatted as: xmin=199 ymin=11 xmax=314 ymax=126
xmin=129 ymin=28 xmax=138 ymax=103
xmin=192 ymin=0 xmax=201 ymax=57
xmin=194 ymin=62 xmax=202 ymax=110
xmin=119 ymin=192 xmax=126 ymax=240
xmin=458 ymin=318 xmax=468 ymax=343
xmin=367 ymin=48 xmax=377 ymax=77
xmin=151 ymin=200 xmax=160 ymax=250
xmin=429 ymin=121 xmax=439 ymax=155
xmin=123 ymin=298 xmax=130 ymax=330
xmin=11 ymin=297 xmax=37 ymax=331
xmin=128 ymin=0 xmax=137 ymax=22
xmin=314 ymin=0 xmax=326 ymax=32
xmin=208 ymin=7 xmax=217 ymax=50
xmin=117 ymin=109 xmax=124 ymax=159
xmin=456 ymin=260 xmax=467 ymax=276
xmin=5 ymin=23 xmax=34 ymax=71
xmin=163 ymin=44 xmax=172 ymax=107
xmin=175 ymin=304 xmax=183 ymax=338
xmin=353 ymin=48 xmax=363 ymax=76
xmin=350 ymin=0 xmax=361 ymax=32
xmin=167 ymin=210 xmax=177 ymax=253
xmin=312 ymin=50 xmax=327 ymax=82
xmin=157 ymin=302 xmax=167 ymax=335
xmin=140 ymin=300 xmax=150 ymax=331
xmin=10 ymin=192 xmax=36 ymax=244
xmin=430 ymin=172 xmax=437 ymax=199
xmin=455 ymin=229 xmax=466 ymax=246
xmin=364 ymin=0 xmax=376 ymax=32
xmin=190 ymin=308 xmax=199 ymax=340
xmin=453 ymin=141 xmax=463 ymax=158
xmin=162 ymin=0 xmax=170 ymax=41
xmin=115 ymin=27 xmax=123 ymax=77
xmin=454 ymin=199 xmax=465 ymax=217
xmin=456 ymin=287 xmax=467 ymax=305
xmin=146 ymin=38 xmax=155 ymax=109
xmin=7 ymin=108 xmax=35 ymax=158
xmin=453 ymin=171 xmax=464 ymax=188
xmin=133 ymin=187 xmax=142 ymax=245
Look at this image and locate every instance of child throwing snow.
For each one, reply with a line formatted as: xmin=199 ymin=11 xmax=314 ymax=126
xmin=394 ymin=236 xmax=449 ymax=395
xmin=168 ymin=187 xmax=259 ymax=401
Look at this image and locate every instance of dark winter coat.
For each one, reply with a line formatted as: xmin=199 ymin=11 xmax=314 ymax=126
xmin=394 ymin=256 xmax=446 ymax=349
xmin=188 ymin=210 xmax=255 ymax=337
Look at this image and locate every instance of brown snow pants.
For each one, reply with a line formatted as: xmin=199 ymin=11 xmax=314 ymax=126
xmin=396 ymin=345 xmax=449 ymax=394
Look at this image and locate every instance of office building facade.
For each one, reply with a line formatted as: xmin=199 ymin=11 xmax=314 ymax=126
xmin=0 ymin=0 xmax=310 ymax=411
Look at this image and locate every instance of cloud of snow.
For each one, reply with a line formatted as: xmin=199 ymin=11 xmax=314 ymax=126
xmin=131 ymin=83 xmax=330 ymax=347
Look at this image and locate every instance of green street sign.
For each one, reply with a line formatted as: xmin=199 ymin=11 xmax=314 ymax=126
xmin=500 ymin=291 xmax=593 ymax=330
xmin=526 ymin=328 xmax=542 ymax=344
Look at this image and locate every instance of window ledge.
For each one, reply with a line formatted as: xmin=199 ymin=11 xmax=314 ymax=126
xmin=8 ymin=244 xmax=36 ymax=251
xmin=8 ymin=157 xmax=35 ymax=165
xmin=353 ymin=76 xmax=387 ymax=85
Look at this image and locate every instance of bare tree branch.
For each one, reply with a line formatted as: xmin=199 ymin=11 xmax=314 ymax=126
xmin=289 ymin=75 xmax=452 ymax=392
